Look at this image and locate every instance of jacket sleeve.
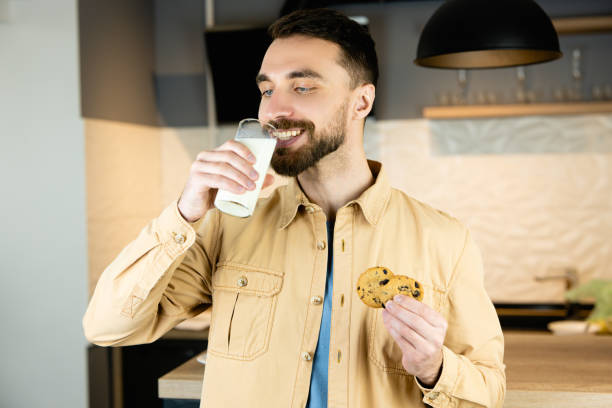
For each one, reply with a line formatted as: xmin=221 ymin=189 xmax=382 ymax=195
xmin=83 ymin=200 xmax=219 ymax=346
xmin=416 ymin=229 xmax=506 ymax=407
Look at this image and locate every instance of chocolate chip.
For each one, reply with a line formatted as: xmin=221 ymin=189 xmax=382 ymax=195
xmin=398 ymin=285 xmax=410 ymax=291
xmin=414 ymin=282 xmax=420 ymax=288
xmin=379 ymin=279 xmax=390 ymax=286
xmin=383 ymin=269 xmax=388 ymax=274
xmin=357 ymin=286 xmax=360 ymax=290
xmin=413 ymin=290 xmax=420 ymax=298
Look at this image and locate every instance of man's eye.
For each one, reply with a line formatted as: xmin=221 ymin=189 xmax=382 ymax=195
xmin=295 ymin=86 xmax=311 ymax=93
xmin=261 ymin=89 xmax=273 ymax=97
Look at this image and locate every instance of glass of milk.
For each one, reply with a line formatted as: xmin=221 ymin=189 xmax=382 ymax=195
xmin=214 ymin=118 xmax=277 ymax=217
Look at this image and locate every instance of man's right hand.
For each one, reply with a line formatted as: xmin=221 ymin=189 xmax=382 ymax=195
xmin=177 ymin=139 xmax=276 ymax=223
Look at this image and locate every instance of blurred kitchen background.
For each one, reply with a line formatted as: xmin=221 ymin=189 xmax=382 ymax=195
xmin=1 ymin=0 xmax=611 ymax=407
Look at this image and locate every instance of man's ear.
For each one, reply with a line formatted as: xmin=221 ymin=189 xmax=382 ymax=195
xmin=352 ymin=84 xmax=376 ymax=120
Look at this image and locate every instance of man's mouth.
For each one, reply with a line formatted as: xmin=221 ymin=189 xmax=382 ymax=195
xmin=270 ymin=128 xmax=306 ymax=148
xmin=271 ymin=128 xmax=303 ymax=141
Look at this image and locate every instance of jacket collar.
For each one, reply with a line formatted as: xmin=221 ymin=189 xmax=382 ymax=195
xmin=277 ymin=160 xmax=391 ymax=229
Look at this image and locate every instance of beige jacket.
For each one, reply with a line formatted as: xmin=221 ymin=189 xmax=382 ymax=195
xmin=83 ymin=160 xmax=505 ymax=407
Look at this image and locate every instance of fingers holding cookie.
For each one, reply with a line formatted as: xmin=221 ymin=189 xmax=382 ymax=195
xmin=392 ymin=295 xmax=447 ymax=331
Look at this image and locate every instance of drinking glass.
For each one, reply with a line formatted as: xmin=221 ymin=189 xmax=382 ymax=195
xmin=214 ymin=118 xmax=276 ymax=217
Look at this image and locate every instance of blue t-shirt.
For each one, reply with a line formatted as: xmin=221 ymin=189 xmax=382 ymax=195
xmin=306 ymin=220 xmax=334 ymax=408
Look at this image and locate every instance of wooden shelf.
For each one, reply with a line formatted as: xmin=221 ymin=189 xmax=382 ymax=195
xmin=420 ymin=16 xmax=612 ymax=120
xmin=423 ymin=102 xmax=612 ymax=119
xmin=552 ymin=16 xmax=612 ymax=35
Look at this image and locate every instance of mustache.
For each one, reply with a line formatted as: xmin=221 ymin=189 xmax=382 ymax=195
xmin=268 ymin=118 xmax=315 ymax=132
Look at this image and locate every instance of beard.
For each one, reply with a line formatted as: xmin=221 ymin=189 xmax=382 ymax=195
xmin=269 ymin=103 xmax=348 ymax=177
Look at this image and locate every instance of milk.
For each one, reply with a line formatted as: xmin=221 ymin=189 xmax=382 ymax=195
xmin=214 ymin=137 xmax=277 ymax=217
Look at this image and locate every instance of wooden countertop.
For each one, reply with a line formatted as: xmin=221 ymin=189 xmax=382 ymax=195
xmin=158 ymin=356 xmax=204 ymax=400
xmin=159 ymin=331 xmax=612 ymax=406
xmin=504 ymin=331 xmax=612 ymax=393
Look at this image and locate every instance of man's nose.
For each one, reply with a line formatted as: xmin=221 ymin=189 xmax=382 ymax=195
xmin=259 ymin=91 xmax=294 ymax=122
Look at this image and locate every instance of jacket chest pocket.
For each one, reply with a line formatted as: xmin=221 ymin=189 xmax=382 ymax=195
xmin=208 ymin=262 xmax=284 ymax=360
xmin=368 ymin=283 xmax=446 ymax=376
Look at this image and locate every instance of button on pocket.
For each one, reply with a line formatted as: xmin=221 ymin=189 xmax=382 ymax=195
xmin=237 ymin=276 xmax=248 ymax=287
xmin=209 ymin=262 xmax=284 ymax=360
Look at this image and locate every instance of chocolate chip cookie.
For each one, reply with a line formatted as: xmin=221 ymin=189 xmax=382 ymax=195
xmin=356 ymin=266 xmax=424 ymax=308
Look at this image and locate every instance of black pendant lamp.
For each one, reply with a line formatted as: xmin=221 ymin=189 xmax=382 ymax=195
xmin=415 ymin=0 xmax=562 ymax=69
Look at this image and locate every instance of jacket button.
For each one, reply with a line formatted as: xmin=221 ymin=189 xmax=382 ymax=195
xmin=301 ymin=351 xmax=312 ymax=361
xmin=317 ymin=241 xmax=326 ymax=250
xmin=237 ymin=276 xmax=248 ymax=287
xmin=305 ymin=206 xmax=315 ymax=214
xmin=173 ymin=233 xmax=186 ymax=244
xmin=310 ymin=296 xmax=323 ymax=305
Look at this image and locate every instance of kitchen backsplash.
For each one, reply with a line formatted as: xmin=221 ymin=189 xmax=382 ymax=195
xmin=86 ymin=114 xmax=612 ymax=302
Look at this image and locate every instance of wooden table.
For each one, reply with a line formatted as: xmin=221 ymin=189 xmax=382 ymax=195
xmin=159 ymin=331 xmax=612 ymax=407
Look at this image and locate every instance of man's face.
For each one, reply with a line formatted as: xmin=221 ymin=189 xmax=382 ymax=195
xmin=257 ymin=35 xmax=353 ymax=177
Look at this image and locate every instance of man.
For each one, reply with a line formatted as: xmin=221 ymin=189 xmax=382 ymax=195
xmin=84 ymin=8 xmax=505 ymax=408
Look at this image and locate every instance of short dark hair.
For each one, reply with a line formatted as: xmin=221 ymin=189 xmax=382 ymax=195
xmin=268 ymin=8 xmax=379 ymax=88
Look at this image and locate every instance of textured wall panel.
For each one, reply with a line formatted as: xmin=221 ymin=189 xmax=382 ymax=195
xmin=374 ymin=115 xmax=612 ymax=303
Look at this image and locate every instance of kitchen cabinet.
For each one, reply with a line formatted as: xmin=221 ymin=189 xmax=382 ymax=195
xmin=88 ymin=333 xmax=207 ymax=408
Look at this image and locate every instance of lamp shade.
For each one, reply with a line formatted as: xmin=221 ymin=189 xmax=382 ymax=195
xmin=415 ymin=0 xmax=562 ymax=69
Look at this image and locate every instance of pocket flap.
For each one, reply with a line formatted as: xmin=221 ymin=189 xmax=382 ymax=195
xmin=213 ymin=262 xmax=284 ymax=297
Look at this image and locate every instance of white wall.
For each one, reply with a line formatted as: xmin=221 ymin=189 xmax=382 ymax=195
xmin=370 ymin=117 xmax=612 ymax=302
xmin=0 ymin=1 xmax=88 ymax=407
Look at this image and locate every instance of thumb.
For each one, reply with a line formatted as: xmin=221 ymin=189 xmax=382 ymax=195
xmin=262 ymin=173 xmax=276 ymax=189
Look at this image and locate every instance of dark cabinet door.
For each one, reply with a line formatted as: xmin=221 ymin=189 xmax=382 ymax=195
xmin=88 ymin=339 xmax=206 ymax=408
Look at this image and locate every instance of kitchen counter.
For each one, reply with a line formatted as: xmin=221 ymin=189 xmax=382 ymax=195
xmin=158 ymin=331 xmax=612 ymax=406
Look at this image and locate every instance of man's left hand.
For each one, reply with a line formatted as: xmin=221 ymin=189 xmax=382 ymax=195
xmin=382 ymin=295 xmax=448 ymax=387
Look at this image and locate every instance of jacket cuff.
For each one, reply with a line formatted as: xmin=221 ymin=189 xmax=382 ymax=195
xmin=118 ymin=200 xmax=205 ymax=318
xmin=155 ymin=199 xmax=203 ymax=258
xmin=416 ymin=345 xmax=459 ymax=407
